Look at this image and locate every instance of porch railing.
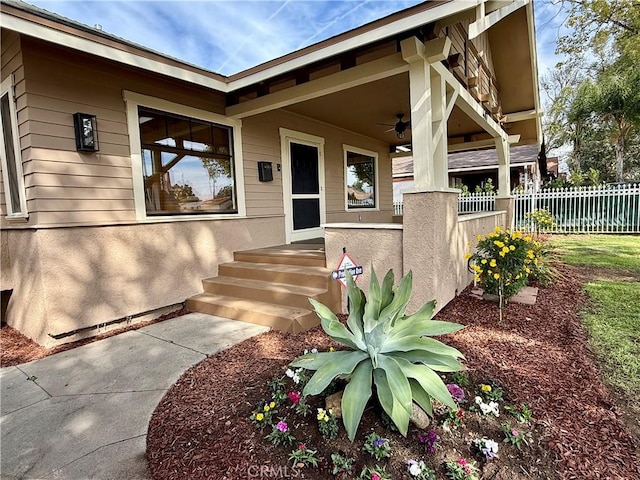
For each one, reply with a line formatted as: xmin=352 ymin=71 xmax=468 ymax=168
xmin=393 ymin=184 xmax=640 ymax=233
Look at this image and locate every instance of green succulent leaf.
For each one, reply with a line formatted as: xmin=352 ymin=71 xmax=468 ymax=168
xmin=373 ymin=367 xmax=410 ymax=436
xmin=380 ymin=335 xmax=464 ymax=358
xmin=363 ymin=267 xmax=382 ymax=333
xmin=303 ymin=350 xmax=368 ymax=396
xmin=394 ymin=350 xmax=467 ymax=372
xmin=380 ymin=269 xmax=395 ymax=311
xmin=379 ymin=270 xmax=413 ymax=332
xmin=310 ymin=298 xmax=364 ymax=350
xmin=409 ymin=378 xmax=433 ymax=416
xmin=388 ymin=319 xmax=465 ymax=340
xmin=378 ymin=355 xmax=413 ymax=415
xmin=342 ymin=360 xmax=373 ymax=441
xmin=394 ymin=357 xmax=456 ymax=409
xmin=345 ymin=272 xmax=366 ymax=346
xmin=290 ymin=351 xmax=353 ymax=370
xmin=401 ymin=299 xmax=436 ymax=322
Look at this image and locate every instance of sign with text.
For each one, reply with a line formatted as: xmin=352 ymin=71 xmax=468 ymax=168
xmin=332 ymin=252 xmax=363 ymax=288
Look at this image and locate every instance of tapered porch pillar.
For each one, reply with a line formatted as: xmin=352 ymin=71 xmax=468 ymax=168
xmin=495 ymin=136 xmax=515 ymax=228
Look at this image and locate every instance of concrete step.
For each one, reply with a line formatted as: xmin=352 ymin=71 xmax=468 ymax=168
xmin=202 ymin=276 xmax=330 ymax=309
xmin=234 ymin=248 xmax=326 ymax=267
xmin=186 ymin=293 xmax=320 ymax=333
xmin=218 ymin=261 xmax=332 ymax=289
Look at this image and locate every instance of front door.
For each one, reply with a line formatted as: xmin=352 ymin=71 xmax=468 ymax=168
xmin=280 ymin=129 xmax=325 ymax=243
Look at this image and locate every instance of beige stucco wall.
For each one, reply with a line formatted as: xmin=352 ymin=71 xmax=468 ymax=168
xmin=4 ymin=216 xmax=284 ymax=346
xmin=401 ymin=190 xmax=509 ymax=315
xmin=1 ymin=230 xmax=11 ymax=291
xmin=324 ymin=224 xmax=403 ymax=313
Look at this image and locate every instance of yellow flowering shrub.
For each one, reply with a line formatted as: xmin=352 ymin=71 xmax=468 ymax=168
xmin=467 ymin=226 xmax=544 ymax=301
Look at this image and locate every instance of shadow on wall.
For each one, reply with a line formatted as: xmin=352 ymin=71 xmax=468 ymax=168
xmin=6 ymin=217 xmax=284 ymax=346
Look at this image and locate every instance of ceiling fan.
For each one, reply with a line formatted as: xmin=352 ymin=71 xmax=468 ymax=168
xmin=379 ymin=113 xmax=411 ymax=139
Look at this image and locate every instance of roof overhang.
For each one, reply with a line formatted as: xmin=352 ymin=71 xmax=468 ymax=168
xmin=1 ymin=0 xmax=494 ymax=94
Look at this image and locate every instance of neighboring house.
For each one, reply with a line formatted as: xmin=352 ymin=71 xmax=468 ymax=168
xmin=0 ymin=0 xmax=542 ymax=345
xmin=393 ymin=144 xmax=541 ymax=201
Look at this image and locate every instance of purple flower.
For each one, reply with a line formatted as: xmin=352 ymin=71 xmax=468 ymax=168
xmin=447 ymin=383 xmax=465 ymax=403
xmin=373 ymin=438 xmax=387 ymax=448
xmin=418 ymin=433 xmax=428 ymax=444
xmin=511 ymin=429 xmax=519 ymax=437
xmin=481 ymin=447 xmax=496 ymax=460
xmin=276 ymin=421 xmax=288 ymax=432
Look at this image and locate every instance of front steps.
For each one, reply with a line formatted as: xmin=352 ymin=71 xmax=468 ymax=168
xmin=186 ymin=244 xmax=341 ymax=333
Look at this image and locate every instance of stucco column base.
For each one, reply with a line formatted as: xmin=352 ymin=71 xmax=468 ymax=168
xmin=402 ymin=190 xmax=459 ymax=315
xmin=495 ymin=196 xmax=515 ymax=230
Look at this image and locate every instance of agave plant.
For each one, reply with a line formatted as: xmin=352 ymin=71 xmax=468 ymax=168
xmin=289 ymin=268 xmax=466 ymax=441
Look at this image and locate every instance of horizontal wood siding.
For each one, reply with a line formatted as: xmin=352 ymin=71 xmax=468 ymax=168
xmin=241 ymin=110 xmax=392 ymax=221
xmin=16 ymin=36 xmax=226 ymax=226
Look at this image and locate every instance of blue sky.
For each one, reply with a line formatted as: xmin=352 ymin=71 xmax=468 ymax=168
xmin=26 ymin=0 xmax=571 ymax=81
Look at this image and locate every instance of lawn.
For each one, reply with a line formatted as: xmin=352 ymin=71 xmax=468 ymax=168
xmin=548 ymin=234 xmax=640 ymax=273
xmin=548 ymin=234 xmax=640 ymax=395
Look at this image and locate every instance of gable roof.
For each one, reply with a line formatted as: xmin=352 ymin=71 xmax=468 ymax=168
xmin=393 ymin=144 xmax=539 ymax=176
xmin=1 ymin=0 xmax=480 ymax=92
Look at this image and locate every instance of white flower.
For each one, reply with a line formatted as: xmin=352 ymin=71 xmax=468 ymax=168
xmin=485 ymin=439 xmax=499 ymax=453
xmin=303 ymin=349 xmax=309 ymax=355
xmin=285 ymin=369 xmax=295 ymax=378
xmin=408 ymin=462 xmax=421 ymax=476
xmin=311 ymin=348 xmax=318 ymax=354
xmin=475 ymin=396 xmax=483 ymax=405
xmin=292 ymin=374 xmax=300 ymax=384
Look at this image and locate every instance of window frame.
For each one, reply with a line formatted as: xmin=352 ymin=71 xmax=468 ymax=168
xmin=124 ymin=91 xmax=246 ymax=221
xmin=0 ymin=76 xmax=28 ymax=219
xmin=343 ymin=144 xmax=378 ymax=212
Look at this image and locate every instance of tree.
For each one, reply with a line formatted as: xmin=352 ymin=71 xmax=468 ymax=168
xmin=569 ymin=65 xmax=640 ymax=181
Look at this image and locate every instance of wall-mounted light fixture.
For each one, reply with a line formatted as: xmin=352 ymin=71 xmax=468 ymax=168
xmin=73 ymin=113 xmax=98 ymax=152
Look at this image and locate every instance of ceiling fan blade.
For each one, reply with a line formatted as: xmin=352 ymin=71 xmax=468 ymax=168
xmin=377 ymin=122 xmax=395 ymax=127
xmin=384 ymin=127 xmax=395 ymax=133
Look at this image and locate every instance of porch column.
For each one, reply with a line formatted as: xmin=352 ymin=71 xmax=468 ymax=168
xmin=401 ymin=36 xmax=452 ymax=190
xmin=495 ymin=136 xmax=515 ymax=228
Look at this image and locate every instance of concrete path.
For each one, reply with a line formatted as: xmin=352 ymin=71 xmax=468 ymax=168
xmin=0 ymin=313 xmax=269 ymax=480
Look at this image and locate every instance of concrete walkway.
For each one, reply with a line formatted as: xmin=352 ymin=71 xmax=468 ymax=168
xmin=0 ymin=313 xmax=269 ymax=480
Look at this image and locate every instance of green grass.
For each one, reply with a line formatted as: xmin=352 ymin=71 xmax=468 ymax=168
xmin=548 ymin=234 xmax=640 ymax=396
xmin=582 ymin=281 xmax=640 ymax=394
xmin=548 ymin=234 xmax=640 ymax=272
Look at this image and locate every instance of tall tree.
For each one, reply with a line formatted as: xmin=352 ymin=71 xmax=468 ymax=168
xmin=569 ymin=65 xmax=640 ymax=181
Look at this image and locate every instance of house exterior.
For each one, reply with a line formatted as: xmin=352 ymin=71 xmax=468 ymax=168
xmin=393 ymin=143 xmax=541 ymax=202
xmin=0 ymin=0 xmax=542 ymax=346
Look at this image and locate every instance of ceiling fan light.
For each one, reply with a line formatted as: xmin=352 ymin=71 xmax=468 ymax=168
xmin=397 ymin=130 xmax=405 ymax=139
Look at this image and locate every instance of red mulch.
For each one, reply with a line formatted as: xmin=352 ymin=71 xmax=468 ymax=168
xmin=145 ymin=264 xmax=640 ymax=480
xmin=0 ymin=305 xmax=188 ymax=368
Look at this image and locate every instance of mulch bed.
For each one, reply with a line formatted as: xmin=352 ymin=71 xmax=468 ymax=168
xmin=0 ymin=305 xmax=188 ymax=368
xmin=146 ymin=264 xmax=640 ymax=480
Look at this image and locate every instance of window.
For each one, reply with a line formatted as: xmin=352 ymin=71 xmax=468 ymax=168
xmin=137 ymin=106 xmax=237 ymax=216
xmin=0 ymin=77 xmax=27 ymax=218
xmin=345 ymin=146 xmax=377 ymax=210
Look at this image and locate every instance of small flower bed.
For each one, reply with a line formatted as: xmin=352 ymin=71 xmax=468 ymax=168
xmin=245 ymin=348 xmax=542 ymax=478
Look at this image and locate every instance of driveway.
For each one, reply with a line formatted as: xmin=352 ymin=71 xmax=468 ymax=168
xmin=0 ymin=313 xmax=269 ymax=480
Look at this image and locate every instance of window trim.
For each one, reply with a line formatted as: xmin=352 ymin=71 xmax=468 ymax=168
xmin=343 ymin=144 xmax=379 ymax=212
xmin=0 ymin=76 xmax=28 ymax=219
xmin=123 ymin=90 xmax=246 ymax=221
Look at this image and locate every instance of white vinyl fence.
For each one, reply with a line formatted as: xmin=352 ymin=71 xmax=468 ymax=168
xmin=393 ymin=184 xmax=640 ymax=233
xmin=514 ymin=184 xmax=640 ymax=233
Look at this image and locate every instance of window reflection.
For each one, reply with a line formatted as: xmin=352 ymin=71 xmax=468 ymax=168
xmin=138 ymin=107 xmax=236 ymax=215
xmin=346 ymin=151 xmax=376 ymax=209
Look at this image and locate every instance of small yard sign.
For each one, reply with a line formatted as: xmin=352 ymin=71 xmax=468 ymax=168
xmin=332 ymin=252 xmax=363 ymax=288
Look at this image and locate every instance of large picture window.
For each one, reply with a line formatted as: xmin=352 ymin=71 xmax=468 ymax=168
xmin=345 ymin=146 xmax=377 ymax=210
xmin=138 ymin=106 xmax=237 ymax=215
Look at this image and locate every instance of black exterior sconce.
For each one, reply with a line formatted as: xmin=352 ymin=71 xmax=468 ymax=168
xmin=73 ymin=113 xmax=98 ymax=151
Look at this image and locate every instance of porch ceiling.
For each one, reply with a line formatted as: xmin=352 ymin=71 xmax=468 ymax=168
xmin=284 ymin=72 xmax=487 ymax=146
